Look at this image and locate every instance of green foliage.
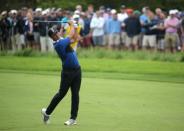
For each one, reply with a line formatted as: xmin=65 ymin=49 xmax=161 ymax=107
xmin=1 ymin=0 xmax=184 ymax=11
xmin=36 ymin=0 xmax=184 ymax=10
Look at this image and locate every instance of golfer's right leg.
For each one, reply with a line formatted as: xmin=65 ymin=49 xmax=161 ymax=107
xmin=46 ymin=72 xmax=71 ymax=115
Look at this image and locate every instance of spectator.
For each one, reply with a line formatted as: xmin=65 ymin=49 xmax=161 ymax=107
xmin=124 ymin=9 xmax=141 ymax=51
xmin=101 ymin=7 xmax=110 ymax=20
xmin=15 ymin=9 xmax=26 ymax=50
xmin=180 ymin=15 xmax=184 ymax=52
xmin=108 ymin=9 xmax=121 ymax=49
xmin=155 ymin=8 xmax=163 ymax=18
xmin=33 ymin=8 xmax=42 ymax=50
xmin=154 ymin=11 xmax=166 ymax=51
xmin=63 ymin=10 xmax=72 ymax=21
xmin=118 ymin=5 xmax=128 ymax=45
xmin=140 ymin=7 xmax=150 ymax=32
xmin=164 ymin=10 xmax=180 ymax=53
xmin=48 ymin=11 xmax=58 ymax=28
xmin=1 ymin=5 xmax=184 ymax=53
xmin=9 ymin=10 xmax=18 ymax=51
xmin=103 ymin=8 xmax=111 ymax=46
xmin=25 ymin=12 xmax=34 ymax=49
xmin=0 ymin=11 xmax=11 ymax=51
xmin=74 ymin=10 xmax=84 ymax=30
xmin=139 ymin=7 xmax=150 ymax=48
xmin=142 ymin=10 xmax=158 ymax=50
xmin=56 ymin=8 xmax=64 ymax=21
xmin=90 ymin=10 xmax=105 ymax=46
xmin=39 ymin=11 xmax=52 ymax=52
xmin=80 ymin=12 xmax=92 ymax=48
xmin=173 ymin=9 xmax=181 ymax=50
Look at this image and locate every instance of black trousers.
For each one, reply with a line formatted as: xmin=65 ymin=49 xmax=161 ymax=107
xmin=46 ymin=67 xmax=81 ymax=120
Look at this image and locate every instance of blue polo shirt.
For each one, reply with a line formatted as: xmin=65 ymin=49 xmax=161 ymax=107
xmin=108 ymin=18 xmax=121 ymax=34
xmin=53 ymin=37 xmax=80 ymax=69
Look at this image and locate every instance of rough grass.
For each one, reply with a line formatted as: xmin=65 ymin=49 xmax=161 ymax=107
xmin=0 ymin=56 xmax=184 ymax=76
xmin=1 ymin=48 xmax=184 ymax=62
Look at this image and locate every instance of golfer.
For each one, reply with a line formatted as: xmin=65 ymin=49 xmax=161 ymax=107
xmin=41 ymin=22 xmax=82 ymax=126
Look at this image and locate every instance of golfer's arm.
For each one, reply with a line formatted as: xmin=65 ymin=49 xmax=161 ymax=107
xmin=68 ymin=24 xmax=78 ymax=44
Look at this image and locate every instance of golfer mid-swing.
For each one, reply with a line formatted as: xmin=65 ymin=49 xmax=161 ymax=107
xmin=41 ymin=22 xmax=82 ymax=126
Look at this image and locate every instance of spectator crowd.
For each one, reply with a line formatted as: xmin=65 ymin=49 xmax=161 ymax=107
xmin=1 ymin=4 xmax=184 ymax=53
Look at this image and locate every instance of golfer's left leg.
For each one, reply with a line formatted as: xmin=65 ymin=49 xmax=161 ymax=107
xmin=46 ymin=71 xmax=71 ymax=115
xmin=70 ymin=69 xmax=82 ymax=120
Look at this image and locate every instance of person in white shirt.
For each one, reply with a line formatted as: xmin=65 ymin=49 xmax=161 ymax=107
xmin=90 ymin=10 xmax=105 ymax=46
xmin=117 ymin=5 xmax=128 ymax=45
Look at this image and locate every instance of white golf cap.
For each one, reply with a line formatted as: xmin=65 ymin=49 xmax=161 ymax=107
xmin=1 ymin=11 xmax=7 ymax=16
xmin=73 ymin=14 xmax=80 ymax=19
xmin=74 ymin=10 xmax=80 ymax=15
xmin=10 ymin=10 xmax=17 ymax=14
xmin=35 ymin=8 xmax=42 ymax=12
xmin=169 ymin=10 xmax=176 ymax=15
xmin=42 ymin=11 xmax=47 ymax=15
xmin=111 ymin=9 xmax=117 ymax=14
xmin=44 ymin=8 xmax=50 ymax=14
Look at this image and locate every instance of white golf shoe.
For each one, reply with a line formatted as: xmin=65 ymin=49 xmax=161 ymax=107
xmin=41 ymin=108 xmax=50 ymax=124
xmin=64 ymin=119 xmax=77 ymax=126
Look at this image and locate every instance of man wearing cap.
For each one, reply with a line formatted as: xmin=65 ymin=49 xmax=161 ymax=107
xmin=33 ymin=8 xmax=42 ymax=50
xmin=41 ymin=22 xmax=82 ymax=126
xmin=9 ymin=10 xmax=19 ymax=51
xmin=164 ymin=10 xmax=180 ymax=53
xmin=39 ymin=10 xmax=53 ymax=52
xmin=117 ymin=5 xmax=128 ymax=46
xmin=108 ymin=9 xmax=121 ymax=49
xmin=124 ymin=9 xmax=141 ymax=51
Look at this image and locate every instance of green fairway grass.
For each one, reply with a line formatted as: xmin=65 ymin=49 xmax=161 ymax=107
xmin=0 ymin=72 xmax=184 ymax=131
xmin=0 ymin=55 xmax=184 ymax=131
